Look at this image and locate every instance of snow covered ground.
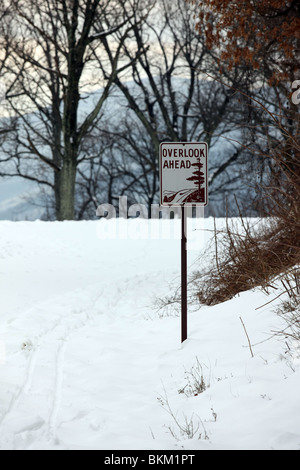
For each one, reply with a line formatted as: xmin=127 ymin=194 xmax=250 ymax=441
xmin=0 ymin=217 xmax=299 ymax=450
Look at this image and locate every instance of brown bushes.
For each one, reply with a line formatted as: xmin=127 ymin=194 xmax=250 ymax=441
xmin=196 ymin=96 xmax=300 ymax=306
xmin=196 ymin=216 xmax=300 ymax=306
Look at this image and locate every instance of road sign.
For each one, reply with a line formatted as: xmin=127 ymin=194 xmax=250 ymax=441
xmin=160 ymin=142 xmax=208 ymax=206
xmin=159 ymin=142 xmax=208 ymax=343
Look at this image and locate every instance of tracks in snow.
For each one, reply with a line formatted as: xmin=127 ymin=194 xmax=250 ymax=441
xmin=0 ymin=273 xmax=162 ymax=450
xmin=0 ymin=285 xmax=105 ymax=449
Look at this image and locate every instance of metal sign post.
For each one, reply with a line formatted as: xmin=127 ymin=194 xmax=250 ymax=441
xmin=159 ymin=142 xmax=208 ymax=343
xmin=181 ymin=205 xmax=187 ymax=343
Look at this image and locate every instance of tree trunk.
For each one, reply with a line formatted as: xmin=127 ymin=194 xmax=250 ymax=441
xmin=55 ymin=160 xmax=77 ymax=221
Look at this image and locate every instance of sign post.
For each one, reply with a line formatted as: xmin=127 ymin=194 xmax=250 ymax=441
xmin=181 ymin=205 xmax=187 ymax=342
xmin=159 ymin=142 xmax=208 ymax=343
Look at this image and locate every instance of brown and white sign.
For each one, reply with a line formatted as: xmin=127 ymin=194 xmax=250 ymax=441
xmin=160 ymin=142 xmax=208 ymax=206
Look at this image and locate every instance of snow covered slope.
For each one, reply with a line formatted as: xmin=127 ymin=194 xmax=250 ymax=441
xmin=0 ymin=218 xmax=299 ymax=450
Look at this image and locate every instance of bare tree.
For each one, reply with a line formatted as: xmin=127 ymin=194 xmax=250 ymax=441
xmin=0 ymin=0 xmax=151 ymax=220
xmin=78 ymin=0 xmax=259 ymax=217
xmin=0 ymin=2 xmax=17 ymax=139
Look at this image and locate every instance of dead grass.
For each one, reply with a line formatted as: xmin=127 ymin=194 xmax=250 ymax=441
xmin=194 ymin=94 xmax=300 ymax=307
xmin=195 ymin=215 xmax=300 ymax=306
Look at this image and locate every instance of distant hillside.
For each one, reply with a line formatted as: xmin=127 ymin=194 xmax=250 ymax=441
xmin=0 ymin=178 xmax=44 ymax=221
xmin=0 ymin=78 xmax=255 ymax=220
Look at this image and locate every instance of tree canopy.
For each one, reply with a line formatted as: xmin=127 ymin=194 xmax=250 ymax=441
xmin=189 ymin=0 xmax=300 ymax=84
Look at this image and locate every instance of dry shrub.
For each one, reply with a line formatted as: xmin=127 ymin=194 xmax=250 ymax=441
xmin=275 ymin=268 xmax=300 ymax=341
xmin=196 ymin=92 xmax=300 ymax=306
xmin=196 ymin=216 xmax=300 ymax=306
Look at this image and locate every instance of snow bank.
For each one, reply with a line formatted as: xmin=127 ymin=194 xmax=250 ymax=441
xmin=0 ymin=218 xmax=299 ymax=450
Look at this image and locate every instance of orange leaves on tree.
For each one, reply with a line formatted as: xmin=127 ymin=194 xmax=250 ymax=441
xmin=189 ymin=0 xmax=300 ymax=82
